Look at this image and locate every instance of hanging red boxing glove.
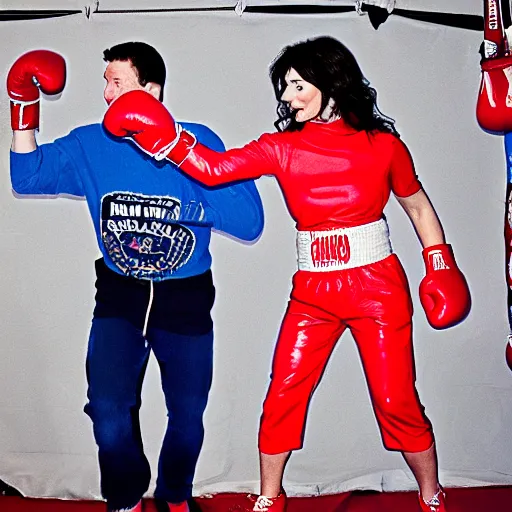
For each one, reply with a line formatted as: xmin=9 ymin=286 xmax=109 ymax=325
xmin=476 ymin=0 xmax=512 ymax=132
xmin=419 ymin=244 xmax=471 ymax=329
xmin=6 ymin=49 xmax=66 ymax=130
xmin=506 ymin=336 xmax=512 ymax=371
xmin=477 ymin=55 xmax=512 ymax=133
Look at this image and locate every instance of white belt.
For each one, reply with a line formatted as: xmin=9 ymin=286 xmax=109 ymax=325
xmin=296 ymin=219 xmax=392 ymax=272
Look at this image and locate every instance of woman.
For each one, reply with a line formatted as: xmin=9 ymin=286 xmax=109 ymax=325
xmin=104 ymin=36 xmax=471 ymax=512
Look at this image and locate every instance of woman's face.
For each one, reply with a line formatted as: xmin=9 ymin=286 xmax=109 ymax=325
xmin=280 ymin=68 xmax=323 ymax=123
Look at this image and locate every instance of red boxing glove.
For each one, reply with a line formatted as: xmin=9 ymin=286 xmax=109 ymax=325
xmin=477 ymin=56 xmax=512 ymax=133
xmin=103 ymin=89 xmax=196 ymax=164
xmin=419 ymin=244 xmax=471 ymax=329
xmin=506 ymin=336 xmax=512 ymax=372
xmin=476 ymin=1 xmax=512 ymax=132
xmin=6 ymin=50 xmax=66 ymax=131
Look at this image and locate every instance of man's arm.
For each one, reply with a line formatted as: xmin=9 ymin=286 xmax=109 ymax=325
xmin=201 ymin=180 xmax=264 ymax=242
xmin=11 ymin=130 xmax=36 ymax=154
xmin=10 ymin=131 xmax=85 ymax=197
xmin=8 ymin=50 xmax=84 ymax=197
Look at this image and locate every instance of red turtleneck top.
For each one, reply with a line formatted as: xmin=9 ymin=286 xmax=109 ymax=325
xmin=181 ymin=119 xmax=421 ymax=231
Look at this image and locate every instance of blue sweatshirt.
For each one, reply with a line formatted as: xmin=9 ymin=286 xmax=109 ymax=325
xmin=10 ymin=123 xmax=264 ymax=281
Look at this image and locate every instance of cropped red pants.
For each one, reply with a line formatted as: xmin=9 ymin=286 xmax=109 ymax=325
xmin=258 ymin=254 xmax=434 ymax=454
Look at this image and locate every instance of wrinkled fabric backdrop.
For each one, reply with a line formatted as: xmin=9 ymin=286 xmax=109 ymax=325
xmin=0 ymin=0 xmax=510 ymax=502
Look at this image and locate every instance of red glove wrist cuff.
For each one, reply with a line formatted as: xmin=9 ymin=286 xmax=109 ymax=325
xmin=167 ymin=130 xmax=197 ymax=167
xmin=10 ymin=99 xmax=39 ymax=130
xmin=422 ymin=243 xmax=456 ymax=273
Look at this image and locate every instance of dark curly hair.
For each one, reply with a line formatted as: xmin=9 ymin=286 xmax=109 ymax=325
xmin=270 ymin=36 xmax=398 ymax=135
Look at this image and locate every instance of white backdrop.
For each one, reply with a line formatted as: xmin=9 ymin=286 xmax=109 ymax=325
xmin=1 ymin=0 xmax=512 ymax=502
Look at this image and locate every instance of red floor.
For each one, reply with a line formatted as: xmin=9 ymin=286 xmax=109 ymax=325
xmin=1 ymin=487 xmax=511 ymax=512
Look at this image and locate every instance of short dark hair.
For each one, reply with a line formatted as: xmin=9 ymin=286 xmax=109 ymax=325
xmin=103 ymin=42 xmax=166 ymax=99
xmin=270 ymin=36 xmax=397 ymax=135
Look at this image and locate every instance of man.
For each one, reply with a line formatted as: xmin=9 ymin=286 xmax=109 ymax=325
xmin=7 ymin=42 xmax=264 ymax=512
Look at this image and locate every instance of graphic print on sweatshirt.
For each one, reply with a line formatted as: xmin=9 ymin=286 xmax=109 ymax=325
xmin=101 ymin=192 xmax=196 ymax=280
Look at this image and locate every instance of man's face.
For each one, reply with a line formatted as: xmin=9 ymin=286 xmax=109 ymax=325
xmin=103 ymin=59 xmax=145 ymax=105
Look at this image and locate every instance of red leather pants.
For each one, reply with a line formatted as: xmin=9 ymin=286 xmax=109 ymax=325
xmin=258 ymin=254 xmax=434 ymax=454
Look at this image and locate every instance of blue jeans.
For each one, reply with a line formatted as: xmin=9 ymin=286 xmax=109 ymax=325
xmin=84 ymin=316 xmax=213 ymax=510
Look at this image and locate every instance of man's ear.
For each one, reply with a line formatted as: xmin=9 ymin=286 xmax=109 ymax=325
xmin=144 ymin=82 xmax=162 ymax=100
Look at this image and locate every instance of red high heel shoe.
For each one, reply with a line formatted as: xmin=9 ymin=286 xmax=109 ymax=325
xmin=247 ymin=491 xmax=287 ymax=512
xmin=418 ymin=488 xmax=447 ymax=512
